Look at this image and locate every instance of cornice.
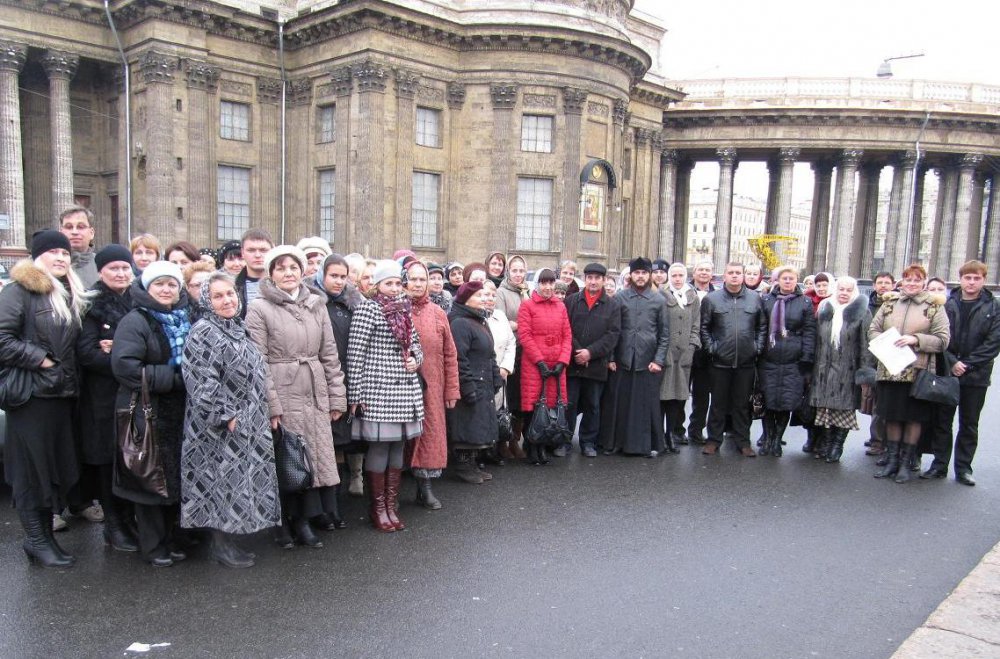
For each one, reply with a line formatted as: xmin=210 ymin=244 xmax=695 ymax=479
xmin=662 ymin=111 xmax=1000 ymax=133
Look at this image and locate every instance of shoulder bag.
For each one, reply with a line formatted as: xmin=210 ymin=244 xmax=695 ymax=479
xmin=497 ymin=383 xmax=513 ymax=443
xmin=0 ymin=297 xmax=38 ymax=411
xmin=273 ymin=424 xmax=313 ymax=492
xmin=910 ymin=368 xmax=960 ymax=407
xmin=116 ymin=367 xmax=169 ymax=497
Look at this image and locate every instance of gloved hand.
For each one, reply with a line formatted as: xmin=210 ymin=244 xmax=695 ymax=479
xmin=551 ymin=363 xmax=565 ymax=376
xmin=537 ymin=361 xmax=552 ymax=377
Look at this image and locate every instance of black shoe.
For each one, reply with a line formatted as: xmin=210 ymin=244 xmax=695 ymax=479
xmin=274 ymin=524 xmax=295 ymax=549
xmin=20 ymin=509 xmax=73 ymax=569
xmin=956 ymin=472 xmax=976 ymax=486
xmin=687 ymin=431 xmax=706 ymax=445
xmin=920 ymin=466 xmax=948 ymax=479
xmin=103 ymin=517 xmax=140 ymax=552
xmin=416 ymin=477 xmax=442 ymax=510
xmin=293 ymin=518 xmax=323 ymax=548
xmin=210 ymin=530 xmax=255 ymax=569
xmin=875 ymin=442 xmax=900 ymax=479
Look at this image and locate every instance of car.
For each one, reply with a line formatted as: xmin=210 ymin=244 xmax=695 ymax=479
xmin=0 ymin=262 xmax=10 ymax=289
xmin=524 ymin=269 xmax=583 ymax=293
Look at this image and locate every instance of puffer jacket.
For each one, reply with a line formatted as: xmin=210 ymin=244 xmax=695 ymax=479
xmin=700 ymin=285 xmax=767 ymax=368
xmin=758 ymin=289 xmax=816 ymax=411
xmin=0 ymin=259 xmax=83 ymax=399
xmin=869 ymin=290 xmax=950 ymax=382
xmin=944 ymin=287 xmax=1000 ymax=388
xmin=517 ymin=290 xmax=572 ymax=411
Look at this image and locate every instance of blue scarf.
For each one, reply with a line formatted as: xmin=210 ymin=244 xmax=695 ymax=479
xmin=148 ymin=307 xmax=191 ymax=367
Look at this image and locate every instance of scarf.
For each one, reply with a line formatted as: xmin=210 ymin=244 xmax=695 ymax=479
xmin=373 ymin=292 xmax=414 ymax=359
xmin=147 ymin=307 xmax=191 ymax=367
xmin=769 ymin=292 xmax=796 ymax=347
xmin=453 ymin=301 xmax=490 ymax=322
xmin=669 ymin=283 xmax=691 ymax=308
xmin=584 ymin=288 xmax=600 ymax=309
xmin=429 ymin=291 xmax=451 ymax=313
xmin=823 ymin=291 xmax=859 ymax=349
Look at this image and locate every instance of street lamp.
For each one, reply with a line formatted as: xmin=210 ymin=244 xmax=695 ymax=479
xmin=877 ymin=52 xmax=926 ymax=78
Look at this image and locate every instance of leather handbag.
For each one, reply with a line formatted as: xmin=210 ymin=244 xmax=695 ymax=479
xmin=0 ymin=301 xmax=38 ymax=411
xmin=496 ymin=384 xmax=513 ymax=442
xmin=272 ymin=424 xmax=313 ymax=492
xmin=115 ymin=368 xmax=169 ymax=498
xmin=910 ymin=368 xmax=960 ymax=407
xmin=524 ymin=372 xmax=572 ymax=447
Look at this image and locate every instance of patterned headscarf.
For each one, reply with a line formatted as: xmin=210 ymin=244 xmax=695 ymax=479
xmin=372 ymin=291 xmax=414 ymax=359
xmin=199 ymin=275 xmax=245 ymax=341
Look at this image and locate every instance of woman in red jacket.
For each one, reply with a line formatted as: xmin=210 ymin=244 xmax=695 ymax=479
xmin=517 ymin=268 xmax=572 ymax=464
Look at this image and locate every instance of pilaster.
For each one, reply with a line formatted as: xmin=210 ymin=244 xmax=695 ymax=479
xmin=42 ymin=49 xmax=80 ymax=215
xmin=185 ymin=60 xmax=219 ymax=246
xmin=286 ymin=76 xmax=313 ymax=241
xmin=256 ymin=77 xmax=282 ymax=237
xmin=0 ymin=40 xmax=27 ymax=247
xmin=138 ymin=50 xmax=178 ymax=239
xmin=561 ymin=87 xmax=586 ymax=256
xmin=331 ymin=66 xmax=352 ymax=248
xmin=488 ymin=82 xmax=518 ymax=250
xmin=352 ymin=59 xmax=387 ymax=254
xmin=394 ymin=68 xmax=419 ymax=249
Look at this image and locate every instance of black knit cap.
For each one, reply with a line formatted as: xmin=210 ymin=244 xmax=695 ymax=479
xmin=95 ymin=244 xmax=134 ymax=272
xmin=31 ymin=230 xmax=71 ymax=259
xmin=629 ymin=256 xmax=653 ymax=272
xmin=652 ymin=258 xmax=670 ymax=273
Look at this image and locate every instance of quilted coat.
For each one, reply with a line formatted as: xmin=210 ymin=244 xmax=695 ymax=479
xmin=758 ymin=289 xmax=816 ymax=411
xmin=410 ymin=296 xmax=460 ymax=470
xmin=517 ymin=290 xmax=572 ymax=412
xmin=869 ymin=291 xmax=950 ymax=383
xmin=659 ymin=287 xmax=701 ymax=401
xmin=245 ymin=279 xmax=347 ymax=488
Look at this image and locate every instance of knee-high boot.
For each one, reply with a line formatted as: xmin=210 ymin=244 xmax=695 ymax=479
xmin=875 ymin=441 xmax=900 ymax=479
xmin=20 ymin=508 xmax=73 ymax=568
xmin=825 ymin=428 xmax=848 ymax=463
xmin=772 ymin=413 xmax=789 ymax=457
xmin=384 ymin=468 xmax=405 ymax=531
xmin=366 ymin=472 xmax=395 ymax=532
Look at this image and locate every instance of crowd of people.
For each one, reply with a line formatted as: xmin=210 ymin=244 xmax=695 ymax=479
xmin=1 ymin=204 xmax=998 ymax=571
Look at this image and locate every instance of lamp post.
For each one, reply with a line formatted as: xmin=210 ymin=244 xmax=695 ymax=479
xmin=876 ymin=52 xmax=926 ymax=78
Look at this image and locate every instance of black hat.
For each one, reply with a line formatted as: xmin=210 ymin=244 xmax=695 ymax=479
xmin=199 ymin=247 xmax=217 ymax=259
xmin=31 ymin=230 xmax=71 ymax=260
xmin=216 ymin=240 xmax=241 ymax=268
xmin=536 ymin=268 xmax=557 ymax=282
xmin=629 ymin=256 xmax=653 ymax=273
xmin=427 ymin=262 xmax=445 ymax=276
xmin=454 ymin=280 xmax=483 ymax=305
xmin=583 ymin=262 xmax=607 ymax=276
xmin=652 ymin=258 xmax=669 ymax=273
xmin=95 ymin=244 xmax=134 ymax=272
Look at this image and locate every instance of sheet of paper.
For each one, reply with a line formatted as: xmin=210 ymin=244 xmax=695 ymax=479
xmin=868 ymin=326 xmax=917 ymax=376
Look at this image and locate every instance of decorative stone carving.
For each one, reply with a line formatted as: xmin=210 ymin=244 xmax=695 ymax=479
xmin=546 ymin=0 xmax=630 ymax=23
xmin=778 ymin=146 xmax=801 ymax=163
xmin=353 ymin=59 xmax=387 ymax=93
xmin=661 ymin=148 xmax=679 ymax=165
xmin=523 ymin=93 xmax=556 ymax=108
xmin=138 ymin=50 xmax=177 ymax=85
xmin=895 ymin=150 xmax=918 ymax=168
xmin=490 ymin=83 xmax=518 ymax=109
xmin=716 ymin=147 xmax=738 ymax=165
xmin=562 ymin=87 xmax=587 ymax=115
xmin=417 ymin=84 xmax=444 ymax=102
xmin=41 ymin=50 xmax=80 ymax=80
xmin=315 ymin=82 xmax=335 ymax=99
xmin=587 ymin=101 xmax=609 ymax=117
xmin=960 ymin=152 xmax=984 ymax=169
xmin=288 ymin=77 xmax=313 ymax=106
xmin=185 ymin=60 xmax=220 ymax=92
xmin=839 ymin=149 xmax=864 ymax=167
xmin=446 ymin=81 xmax=466 ymax=109
xmin=612 ymin=98 xmax=628 ymax=125
xmin=256 ymin=76 xmax=282 ymax=104
xmin=634 ymin=127 xmax=657 ymax=147
xmin=330 ymin=66 xmax=352 ymax=96
xmin=0 ymin=41 xmax=28 ymax=72
xmin=394 ymin=68 xmax=420 ymax=99
xmin=219 ymin=79 xmax=252 ymax=97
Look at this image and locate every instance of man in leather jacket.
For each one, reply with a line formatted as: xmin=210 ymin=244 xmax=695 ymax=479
xmin=699 ymin=262 xmax=767 ymax=456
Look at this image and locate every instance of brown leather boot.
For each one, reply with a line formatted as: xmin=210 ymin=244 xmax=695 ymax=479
xmin=497 ymin=440 xmax=515 ymax=461
xmin=384 ymin=468 xmax=405 ymax=531
xmin=365 ymin=472 xmax=395 ymax=532
xmin=509 ymin=439 xmax=528 ymax=460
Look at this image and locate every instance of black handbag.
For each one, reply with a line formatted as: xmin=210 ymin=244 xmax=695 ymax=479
xmin=750 ymin=374 xmax=765 ymax=420
xmin=910 ymin=368 xmax=960 ymax=407
xmin=524 ymin=372 xmax=572 ymax=447
xmin=497 ymin=384 xmax=513 ymax=442
xmin=0 ymin=302 xmax=38 ymax=411
xmin=115 ymin=368 xmax=169 ymax=498
xmin=272 ymin=424 xmax=313 ymax=493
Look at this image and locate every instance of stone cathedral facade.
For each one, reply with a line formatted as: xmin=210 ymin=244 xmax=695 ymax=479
xmin=0 ymin=0 xmax=682 ymax=267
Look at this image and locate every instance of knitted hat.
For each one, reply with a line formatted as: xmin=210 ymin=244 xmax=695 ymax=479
xmin=536 ymin=268 xmax=557 ymax=283
xmin=454 ymin=280 xmax=483 ymax=305
xmin=296 ymin=236 xmax=332 ymax=259
xmin=371 ymin=259 xmax=402 ymax=285
xmin=95 ymin=244 xmax=135 ymax=272
xmin=31 ymin=230 xmax=71 ymax=260
xmin=583 ymin=262 xmax=607 ymax=276
xmin=629 ymin=256 xmax=653 ymax=273
xmin=264 ymin=245 xmax=307 ymax=275
xmin=141 ymin=260 xmax=184 ymax=290
xmin=652 ymin=258 xmax=670 ymax=273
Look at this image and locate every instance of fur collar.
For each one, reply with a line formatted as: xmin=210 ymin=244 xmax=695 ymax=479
xmin=818 ymin=294 xmax=867 ymax=323
xmin=882 ymin=290 xmax=946 ymax=306
xmin=11 ymin=259 xmax=54 ymax=295
xmin=86 ymin=282 xmax=132 ymax=325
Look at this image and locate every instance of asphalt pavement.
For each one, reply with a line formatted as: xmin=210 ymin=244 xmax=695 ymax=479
xmin=1 ymin=389 xmax=998 ymax=658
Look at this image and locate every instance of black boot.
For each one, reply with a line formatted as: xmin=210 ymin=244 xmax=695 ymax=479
xmin=664 ymin=430 xmax=680 ymax=454
xmin=895 ymin=444 xmax=916 ymax=483
xmin=210 ymin=529 xmax=254 ymax=568
xmin=772 ymin=414 xmax=788 ymax=457
xmin=802 ymin=427 xmax=816 ymax=453
xmin=415 ymin=477 xmax=442 ymax=510
xmin=103 ymin=505 xmax=139 ymax=552
xmin=292 ymin=517 xmax=323 ymax=548
xmin=875 ymin=441 xmax=900 ymax=479
xmin=20 ymin=509 xmax=73 ymax=568
xmin=813 ymin=428 xmax=830 ymax=460
xmin=41 ymin=508 xmax=75 ymax=563
xmin=825 ymin=428 xmax=848 ymax=463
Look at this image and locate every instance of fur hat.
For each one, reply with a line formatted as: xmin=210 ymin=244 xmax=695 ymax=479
xmin=264 ymin=245 xmax=308 ymax=275
xmin=652 ymin=258 xmax=670 ymax=273
xmin=629 ymin=257 xmax=653 ymax=273
xmin=140 ymin=260 xmax=184 ymax=290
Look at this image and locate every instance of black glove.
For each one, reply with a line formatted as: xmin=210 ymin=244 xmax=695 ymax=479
xmin=552 ymin=363 xmax=565 ymax=376
xmin=537 ymin=361 xmax=551 ymax=377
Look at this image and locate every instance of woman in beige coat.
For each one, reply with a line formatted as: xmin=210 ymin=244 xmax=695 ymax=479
xmin=659 ymin=263 xmax=700 ymax=451
xmin=246 ymin=245 xmax=347 ymax=548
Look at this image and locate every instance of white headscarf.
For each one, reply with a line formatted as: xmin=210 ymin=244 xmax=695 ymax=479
xmin=667 ymin=263 xmax=691 ymax=307
xmin=821 ymin=276 xmax=858 ymax=349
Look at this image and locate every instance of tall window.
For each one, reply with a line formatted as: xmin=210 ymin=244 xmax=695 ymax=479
xmin=521 ymin=115 xmax=553 ymax=152
xmin=217 ymin=165 xmax=251 ymax=240
xmin=220 ymin=101 xmax=250 ymax=141
xmin=317 ymin=105 xmax=335 ymax=144
xmin=515 ymin=177 xmax=552 ymax=251
xmin=411 ymin=172 xmax=440 ymax=247
xmin=415 ymin=107 xmax=441 ymax=148
xmin=318 ymin=169 xmax=335 ymax=242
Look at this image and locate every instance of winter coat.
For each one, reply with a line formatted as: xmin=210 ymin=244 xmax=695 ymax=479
xmin=111 ymin=281 xmax=189 ymax=505
xmin=410 ymin=297 xmax=460 ymax=469
xmin=72 ymin=249 xmax=99 ymax=289
xmin=868 ymin=289 xmax=886 ymax=318
xmin=869 ymin=291 xmax=950 ymax=383
xmin=447 ymin=302 xmax=502 ymax=446
xmin=659 ymin=287 xmax=701 ymax=401
xmin=0 ymin=259 xmax=83 ymax=400
xmin=811 ymin=295 xmax=876 ymax=411
xmin=495 ymin=277 xmax=528 ymax=334
xmin=315 ymin=281 xmax=363 ymax=445
xmin=690 ymin=280 xmax=715 ymax=368
xmin=564 ymin=288 xmax=621 ymax=382
xmin=76 ymin=282 xmax=131 ymax=465
xmin=345 ymin=296 xmax=425 ymax=423
xmin=758 ymin=290 xmax=816 ymax=411
xmin=245 ymin=280 xmax=346 ymax=488
xmin=517 ymin=290 xmax=572 ymax=412
xmin=944 ymin=287 xmax=1000 ymax=388
xmin=180 ymin=307 xmax=280 ymax=533
xmin=700 ymin=286 xmax=767 ymax=369
xmin=487 ymin=308 xmax=516 ymax=408
xmin=615 ymin=286 xmax=670 ymax=371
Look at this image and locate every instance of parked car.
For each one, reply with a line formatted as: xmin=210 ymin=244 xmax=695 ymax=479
xmin=0 ymin=262 xmax=10 ymax=289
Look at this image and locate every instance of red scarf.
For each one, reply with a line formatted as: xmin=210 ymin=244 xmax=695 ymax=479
xmin=372 ymin=292 xmax=414 ymax=360
xmin=584 ymin=288 xmax=600 ymax=309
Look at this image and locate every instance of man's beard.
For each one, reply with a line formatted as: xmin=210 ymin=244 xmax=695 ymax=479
xmin=631 ymin=279 xmax=651 ymax=291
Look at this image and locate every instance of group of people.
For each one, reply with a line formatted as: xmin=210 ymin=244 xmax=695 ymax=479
xmin=1 ymin=204 xmax=997 ymax=572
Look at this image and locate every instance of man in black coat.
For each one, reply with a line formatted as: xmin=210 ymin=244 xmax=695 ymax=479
xmin=924 ymin=260 xmax=1000 ymax=485
xmin=563 ymin=263 xmax=622 ymax=457
xmin=865 ymin=271 xmax=896 ymax=455
xmin=700 ymin=262 xmax=767 ymax=456
xmin=687 ymin=259 xmax=715 ymax=443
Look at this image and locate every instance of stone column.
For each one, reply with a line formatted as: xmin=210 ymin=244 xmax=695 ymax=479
xmin=42 ymin=50 xmax=80 ymax=216
xmin=854 ymin=163 xmax=882 ymax=278
xmin=764 ymin=159 xmax=779 ymax=234
xmin=138 ymin=51 xmax=178 ymax=240
xmin=949 ymin=153 xmax=984 ymax=276
xmin=608 ymin=98 xmax=628 ymax=263
xmin=969 ymin=171 xmax=987 ymax=261
xmin=884 ymin=151 xmax=918 ymax=276
xmin=984 ymin=175 xmax=1000 ymax=284
xmin=560 ymin=87 xmax=586 ymax=257
xmin=712 ymin=147 xmax=738 ymax=272
xmin=673 ymin=158 xmax=694 ymax=264
xmin=331 ymin=66 xmax=352 ymax=249
xmin=806 ymin=160 xmax=833 ymax=272
xmin=828 ymin=149 xmax=863 ymax=276
xmin=393 ymin=68 xmax=419 ymax=249
xmin=646 ymin=132 xmax=663 ymax=258
xmin=631 ymin=128 xmax=654 ymax=257
xmin=184 ymin=61 xmax=219 ymax=246
xmin=351 ymin=59 xmax=387 ymax=256
xmin=488 ymin=82 xmax=518 ymax=252
xmin=0 ymin=41 xmax=27 ymax=248
xmin=286 ymin=76 xmax=313 ymax=241
xmin=929 ymin=166 xmax=958 ymax=277
xmin=657 ymin=148 xmax=679 ymax=260
xmin=772 ymin=147 xmax=799 ymax=236
xmin=907 ymin=167 xmax=928 ymax=265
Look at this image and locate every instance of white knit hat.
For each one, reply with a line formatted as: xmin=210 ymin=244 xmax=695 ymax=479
xmin=371 ymin=259 xmax=403 ymax=285
xmin=264 ymin=245 xmax=308 ymax=275
xmin=140 ymin=260 xmax=184 ymax=290
xmin=295 ymin=236 xmax=332 ymax=259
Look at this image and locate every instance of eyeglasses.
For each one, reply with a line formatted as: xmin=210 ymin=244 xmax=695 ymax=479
xmin=61 ymin=223 xmax=92 ymax=231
